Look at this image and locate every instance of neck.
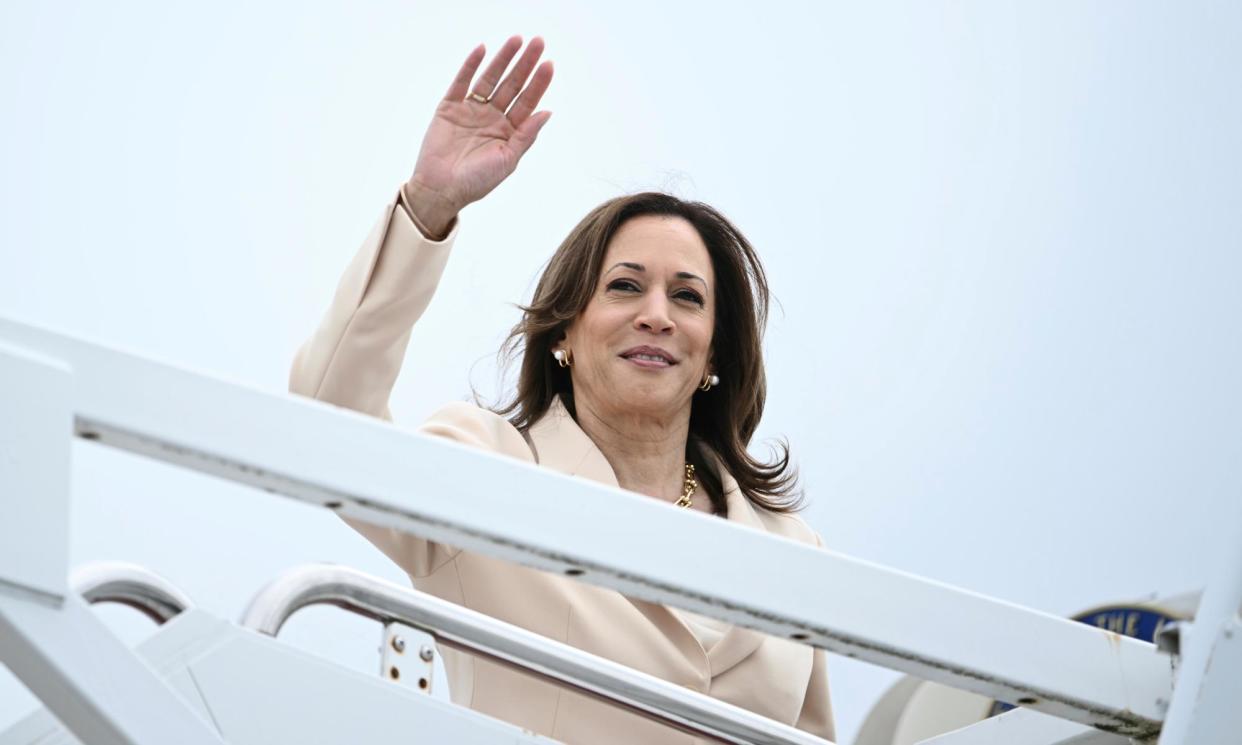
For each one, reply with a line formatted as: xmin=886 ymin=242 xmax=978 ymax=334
xmin=572 ymin=395 xmax=691 ymax=503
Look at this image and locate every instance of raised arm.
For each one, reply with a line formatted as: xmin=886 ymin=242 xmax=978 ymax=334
xmin=290 ymin=36 xmax=554 ymax=420
xmin=289 ymin=38 xmax=553 ymax=576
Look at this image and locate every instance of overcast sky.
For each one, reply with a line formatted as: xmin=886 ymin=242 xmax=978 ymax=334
xmin=2 ymin=2 xmax=1240 ymax=742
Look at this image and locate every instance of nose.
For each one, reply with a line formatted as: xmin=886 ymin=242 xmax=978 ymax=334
xmin=634 ymin=293 xmax=675 ymax=334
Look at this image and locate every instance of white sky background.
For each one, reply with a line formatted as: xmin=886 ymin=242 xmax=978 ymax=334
xmin=2 ymin=2 xmax=1241 ymax=742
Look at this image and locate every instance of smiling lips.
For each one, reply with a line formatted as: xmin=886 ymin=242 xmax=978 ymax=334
xmin=620 ymin=345 xmax=678 ymax=368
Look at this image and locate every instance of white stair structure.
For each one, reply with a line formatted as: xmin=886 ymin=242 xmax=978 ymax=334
xmin=854 ymin=593 xmax=1207 ymax=745
xmin=2 ymin=313 xmax=1239 ymax=745
xmin=2 ymin=566 xmax=553 ymax=745
xmin=4 ymin=560 xmax=830 ymax=744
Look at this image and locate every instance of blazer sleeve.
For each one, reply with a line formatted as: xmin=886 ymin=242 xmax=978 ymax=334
xmin=289 ymin=191 xmax=457 ymax=420
xmin=794 ymin=530 xmax=837 ymax=742
xmin=289 ymin=190 xmax=462 ymax=575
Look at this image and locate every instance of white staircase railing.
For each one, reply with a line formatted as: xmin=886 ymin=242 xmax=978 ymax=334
xmin=3 ymin=313 xmax=1238 ymax=745
xmin=242 ymin=562 xmax=826 ymax=744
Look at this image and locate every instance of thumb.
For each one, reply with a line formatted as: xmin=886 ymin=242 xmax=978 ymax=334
xmin=509 ymin=111 xmax=552 ymax=159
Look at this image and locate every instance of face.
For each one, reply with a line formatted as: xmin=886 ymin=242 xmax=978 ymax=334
xmin=560 ymin=215 xmax=716 ymax=424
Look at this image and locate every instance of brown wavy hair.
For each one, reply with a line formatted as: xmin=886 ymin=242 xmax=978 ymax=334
xmin=493 ymin=192 xmax=802 ymax=515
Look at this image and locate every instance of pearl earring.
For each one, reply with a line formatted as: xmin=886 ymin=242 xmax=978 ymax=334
xmin=553 ymin=348 xmax=573 ymax=368
xmin=699 ymin=372 xmax=720 ymax=391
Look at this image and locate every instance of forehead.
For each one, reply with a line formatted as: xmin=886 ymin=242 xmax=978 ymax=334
xmin=602 ymin=215 xmax=714 ymax=281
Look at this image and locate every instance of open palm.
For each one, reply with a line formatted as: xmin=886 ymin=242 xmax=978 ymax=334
xmin=406 ymin=36 xmax=554 ymax=224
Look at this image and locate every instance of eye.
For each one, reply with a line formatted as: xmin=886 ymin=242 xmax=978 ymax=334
xmin=607 ymin=279 xmax=640 ymax=293
xmin=675 ymin=289 xmax=705 ymax=307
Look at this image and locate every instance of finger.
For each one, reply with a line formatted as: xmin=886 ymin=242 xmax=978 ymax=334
xmin=444 ymin=44 xmax=486 ymax=102
xmin=509 ymin=111 xmax=552 ymax=160
xmin=490 ymin=36 xmax=545 ymax=111
xmin=506 ymin=60 xmax=554 ymax=129
xmin=470 ymin=35 xmax=523 ymax=102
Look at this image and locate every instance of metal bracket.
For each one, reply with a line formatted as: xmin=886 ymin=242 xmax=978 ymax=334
xmin=380 ymin=621 xmax=440 ymax=697
xmin=1154 ymin=620 xmax=1182 ymax=658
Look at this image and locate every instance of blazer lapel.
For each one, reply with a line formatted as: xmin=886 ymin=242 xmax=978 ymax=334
xmin=524 ymin=397 xmax=616 ymax=484
xmin=701 ymin=471 xmax=766 ymax=675
xmin=525 ymin=398 xmax=766 ymax=677
xmin=526 ymin=399 xmax=706 ymax=670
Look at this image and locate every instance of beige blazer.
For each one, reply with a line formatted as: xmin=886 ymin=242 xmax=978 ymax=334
xmin=289 ymin=194 xmax=836 ymax=744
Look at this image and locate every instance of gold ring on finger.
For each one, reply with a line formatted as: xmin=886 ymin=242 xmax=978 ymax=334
xmin=467 ymin=92 xmax=491 ymax=104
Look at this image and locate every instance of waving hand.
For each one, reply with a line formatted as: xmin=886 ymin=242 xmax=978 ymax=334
xmin=404 ymin=36 xmax=554 ymax=236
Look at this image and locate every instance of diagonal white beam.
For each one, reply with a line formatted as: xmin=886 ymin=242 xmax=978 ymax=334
xmin=1157 ymin=508 xmax=1242 ymax=745
xmin=0 ymin=567 xmax=226 ymax=745
xmin=0 ymin=315 xmax=1172 ymax=739
xmin=917 ymin=708 xmax=1135 ymax=745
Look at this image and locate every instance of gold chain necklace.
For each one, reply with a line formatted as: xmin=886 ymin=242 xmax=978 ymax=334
xmin=674 ymin=463 xmax=698 ymax=509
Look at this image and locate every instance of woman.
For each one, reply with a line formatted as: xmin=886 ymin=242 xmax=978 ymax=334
xmin=291 ymin=36 xmax=835 ymax=744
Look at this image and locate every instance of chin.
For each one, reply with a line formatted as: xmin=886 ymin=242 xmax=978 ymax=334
xmin=608 ymin=380 xmax=690 ymax=416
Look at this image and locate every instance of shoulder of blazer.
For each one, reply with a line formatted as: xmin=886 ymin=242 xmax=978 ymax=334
xmin=417 ymin=401 xmax=536 ymax=464
xmin=749 ymin=506 xmax=823 ymax=548
xmin=718 ymin=468 xmax=824 ymax=549
xmin=417 ymin=400 xmax=826 ymax=549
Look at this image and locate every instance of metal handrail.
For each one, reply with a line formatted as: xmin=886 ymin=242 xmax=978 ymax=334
xmin=240 ymin=563 xmax=829 ymax=745
xmin=72 ymin=561 xmax=194 ymax=625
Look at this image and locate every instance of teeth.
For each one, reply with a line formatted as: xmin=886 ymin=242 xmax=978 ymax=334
xmin=630 ymin=353 xmax=668 ymax=363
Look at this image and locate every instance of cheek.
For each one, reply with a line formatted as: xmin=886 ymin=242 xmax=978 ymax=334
xmin=568 ymin=314 xmax=615 ymax=367
xmin=689 ymin=317 xmax=714 ymax=358
xmin=582 ymin=307 xmax=628 ymax=346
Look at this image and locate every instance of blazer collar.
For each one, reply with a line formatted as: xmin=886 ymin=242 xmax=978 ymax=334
xmin=526 ymin=397 xmax=766 ymax=677
xmin=524 ymin=397 xmax=617 ymax=487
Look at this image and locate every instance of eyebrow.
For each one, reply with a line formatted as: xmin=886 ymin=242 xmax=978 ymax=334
xmin=605 ymin=262 xmax=708 ymax=290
